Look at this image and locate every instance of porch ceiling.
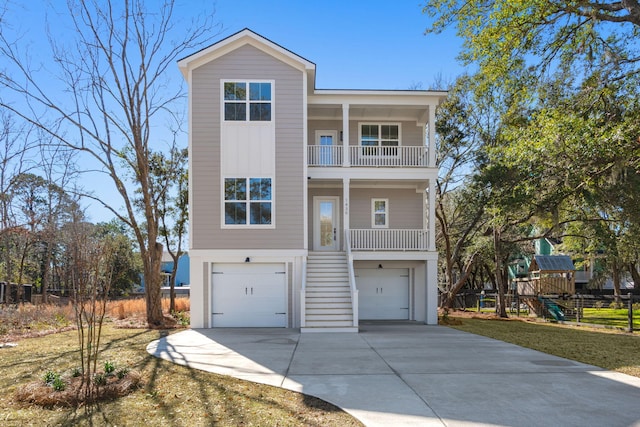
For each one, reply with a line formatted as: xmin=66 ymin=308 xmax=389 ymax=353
xmin=308 ymin=104 xmax=428 ymax=123
xmin=307 ymin=178 xmax=428 ymax=190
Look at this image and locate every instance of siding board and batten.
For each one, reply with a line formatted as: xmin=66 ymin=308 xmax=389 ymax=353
xmin=190 ymin=44 xmax=305 ymax=250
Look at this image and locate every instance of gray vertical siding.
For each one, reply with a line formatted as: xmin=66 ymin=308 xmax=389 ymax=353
xmin=191 ymin=44 xmax=305 ymax=249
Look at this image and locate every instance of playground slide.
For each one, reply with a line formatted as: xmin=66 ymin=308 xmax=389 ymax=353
xmin=539 ymin=297 xmax=565 ymax=321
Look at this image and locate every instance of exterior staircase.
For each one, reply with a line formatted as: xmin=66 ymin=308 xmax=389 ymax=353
xmin=301 ymin=252 xmax=358 ymax=333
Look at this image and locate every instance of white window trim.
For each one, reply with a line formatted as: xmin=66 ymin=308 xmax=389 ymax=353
xmin=221 ymin=79 xmax=274 ymax=123
xmin=221 ymin=176 xmax=275 ymax=229
xmin=371 ymin=198 xmax=389 ymax=229
xmin=358 ymin=123 xmax=402 ymax=146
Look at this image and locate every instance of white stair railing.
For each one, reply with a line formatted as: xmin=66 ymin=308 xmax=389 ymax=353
xmin=345 ymin=230 xmax=359 ymax=328
xmin=300 ymin=257 xmax=307 ymax=327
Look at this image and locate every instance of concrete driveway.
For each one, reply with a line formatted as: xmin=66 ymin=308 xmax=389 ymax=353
xmin=147 ymin=323 xmax=640 ymax=427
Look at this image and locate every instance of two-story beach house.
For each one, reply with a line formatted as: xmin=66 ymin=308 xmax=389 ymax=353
xmin=179 ymin=29 xmax=445 ymax=331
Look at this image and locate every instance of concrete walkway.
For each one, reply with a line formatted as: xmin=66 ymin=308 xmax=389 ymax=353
xmin=147 ymin=324 xmax=640 ymax=427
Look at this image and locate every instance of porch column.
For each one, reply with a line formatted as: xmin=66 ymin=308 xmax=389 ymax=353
xmin=428 ymin=179 xmax=436 ymax=251
xmin=343 ymin=177 xmax=350 ymax=251
xmin=342 ymin=103 xmax=350 ymax=167
xmin=428 ymin=104 xmax=436 ymax=167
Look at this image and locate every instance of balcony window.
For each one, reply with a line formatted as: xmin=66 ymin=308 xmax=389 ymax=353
xmin=360 ymin=123 xmax=399 ymax=156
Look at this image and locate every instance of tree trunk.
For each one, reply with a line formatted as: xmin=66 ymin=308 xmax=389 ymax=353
xmin=144 ymin=242 xmax=164 ymax=327
xmin=612 ymin=259 xmax=622 ymax=306
xmin=494 ymin=227 xmax=508 ymax=318
xmin=629 ymin=262 xmax=640 ymax=290
xmin=441 ymin=252 xmax=479 ymax=309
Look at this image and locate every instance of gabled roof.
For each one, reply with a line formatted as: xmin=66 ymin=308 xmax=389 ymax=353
xmin=530 ymin=255 xmax=575 ymax=272
xmin=177 ymin=28 xmax=316 ymax=80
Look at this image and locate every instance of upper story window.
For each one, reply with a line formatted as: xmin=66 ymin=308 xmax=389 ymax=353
xmin=223 ymin=81 xmax=272 ymax=121
xmin=224 ymin=177 xmax=273 ymax=226
xmin=372 ymin=198 xmax=389 ymax=228
xmin=360 ymin=123 xmax=400 ymax=156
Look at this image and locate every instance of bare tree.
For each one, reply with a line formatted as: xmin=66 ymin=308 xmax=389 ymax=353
xmin=0 ymin=1 xmax=220 ymax=325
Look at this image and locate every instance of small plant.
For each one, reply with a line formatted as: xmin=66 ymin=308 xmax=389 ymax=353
xmin=51 ymin=376 xmax=66 ymax=391
xmin=43 ymin=371 xmax=58 ymax=385
xmin=71 ymin=367 xmax=82 ymax=377
xmin=104 ymin=361 xmax=115 ymax=375
xmin=609 ymin=301 xmax=624 ymax=309
xmin=172 ymin=310 xmax=190 ymax=326
xmin=93 ymin=372 xmax=107 ymax=386
xmin=116 ymin=367 xmax=129 ymax=379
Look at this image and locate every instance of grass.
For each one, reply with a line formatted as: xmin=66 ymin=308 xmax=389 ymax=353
xmin=446 ymin=315 xmax=640 ymax=378
xmin=0 ymin=322 xmax=362 ymax=426
xmin=580 ymin=307 xmax=640 ymax=329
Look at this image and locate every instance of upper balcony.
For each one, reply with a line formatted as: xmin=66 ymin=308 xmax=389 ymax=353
xmin=308 ymin=145 xmax=429 ymax=168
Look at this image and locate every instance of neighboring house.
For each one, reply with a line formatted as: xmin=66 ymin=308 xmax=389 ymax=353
xmin=161 ymin=252 xmax=190 ymax=288
xmin=139 ymin=252 xmax=190 ymax=292
xmin=179 ymin=29 xmax=445 ymax=331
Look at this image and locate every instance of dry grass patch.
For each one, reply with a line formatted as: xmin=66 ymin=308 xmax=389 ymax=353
xmin=447 ymin=315 xmax=640 ymax=378
xmin=0 ymin=325 xmax=362 ymax=426
xmin=107 ymin=297 xmax=190 ymax=320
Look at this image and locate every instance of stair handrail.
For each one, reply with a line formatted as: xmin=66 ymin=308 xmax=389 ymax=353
xmin=345 ymin=229 xmax=359 ymax=328
xmin=301 ymin=256 xmax=307 ymax=328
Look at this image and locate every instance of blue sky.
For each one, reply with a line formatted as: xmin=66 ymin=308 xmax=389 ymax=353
xmin=210 ymin=0 xmax=464 ymax=89
xmin=6 ymin=1 xmax=465 ymax=224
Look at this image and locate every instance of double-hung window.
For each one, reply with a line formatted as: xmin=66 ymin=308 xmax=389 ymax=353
xmin=372 ymin=198 xmax=389 ymax=228
xmin=360 ymin=123 xmax=400 ymax=156
xmin=223 ymin=81 xmax=272 ymax=121
xmin=224 ymin=177 xmax=273 ymax=226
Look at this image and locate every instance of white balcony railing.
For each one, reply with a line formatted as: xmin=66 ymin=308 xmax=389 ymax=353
xmin=349 ymin=229 xmax=428 ymax=251
xmin=307 ymin=145 xmax=429 ymax=167
xmin=308 ymin=145 xmax=343 ymax=166
xmin=349 ymin=146 xmax=428 ymax=167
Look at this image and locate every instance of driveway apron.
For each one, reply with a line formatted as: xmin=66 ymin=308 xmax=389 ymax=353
xmin=147 ymin=324 xmax=640 ymax=427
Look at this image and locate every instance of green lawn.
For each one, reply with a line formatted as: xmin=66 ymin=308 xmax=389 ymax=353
xmin=0 ymin=324 xmax=362 ymax=427
xmin=580 ymin=307 xmax=640 ymax=329
xmin=447 ymin=316 xmax=640 ymax=378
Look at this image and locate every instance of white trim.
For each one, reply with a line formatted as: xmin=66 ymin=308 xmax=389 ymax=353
xmin=358 ymin=122 xmax=402 ymax=147
xmin=189 ymin=249 xmax=307 ymax=260
xmin=371 ymin=198 xmax=389 ymax=229
xmin=303 ymin=72 xmax=309 ymax=251
xmin=314 ymin=130 xmax=338 ymax=146
xmin=178 ymin=29 xmax=315 ymax=79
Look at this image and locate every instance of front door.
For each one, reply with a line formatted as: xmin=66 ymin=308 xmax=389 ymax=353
xmin=313 ymin=196 xmax=340 ymax=251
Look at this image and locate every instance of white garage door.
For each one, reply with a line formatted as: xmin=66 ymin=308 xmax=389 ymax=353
xmin=357 ymin=268 xmax=409 ymax=320
xmin=212 ymin=263 xmax=287 ymax=327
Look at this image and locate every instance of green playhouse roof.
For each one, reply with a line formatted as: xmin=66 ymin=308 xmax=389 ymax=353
xmin=531 ymin=255 xmax=575 ymax=272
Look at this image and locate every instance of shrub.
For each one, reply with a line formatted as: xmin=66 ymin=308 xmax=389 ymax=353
xmin=43 ymin=371 xmax=58 ymax=385
xmin=116 ymin=367 xmax=129 ymax=379
xmin=51 ymin=376 xmax=66 ymax=391
xmin=104 ymin=361 xmax=115 ymax=375
xmin=93 ymin=373 xmax=107 ymax=386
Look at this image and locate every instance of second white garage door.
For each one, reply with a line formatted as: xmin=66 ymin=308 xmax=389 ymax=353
xmin=357 ymin=268 xmax=410 ymax=320
xmin=211 ymin=263 xmax=287 ymax=327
